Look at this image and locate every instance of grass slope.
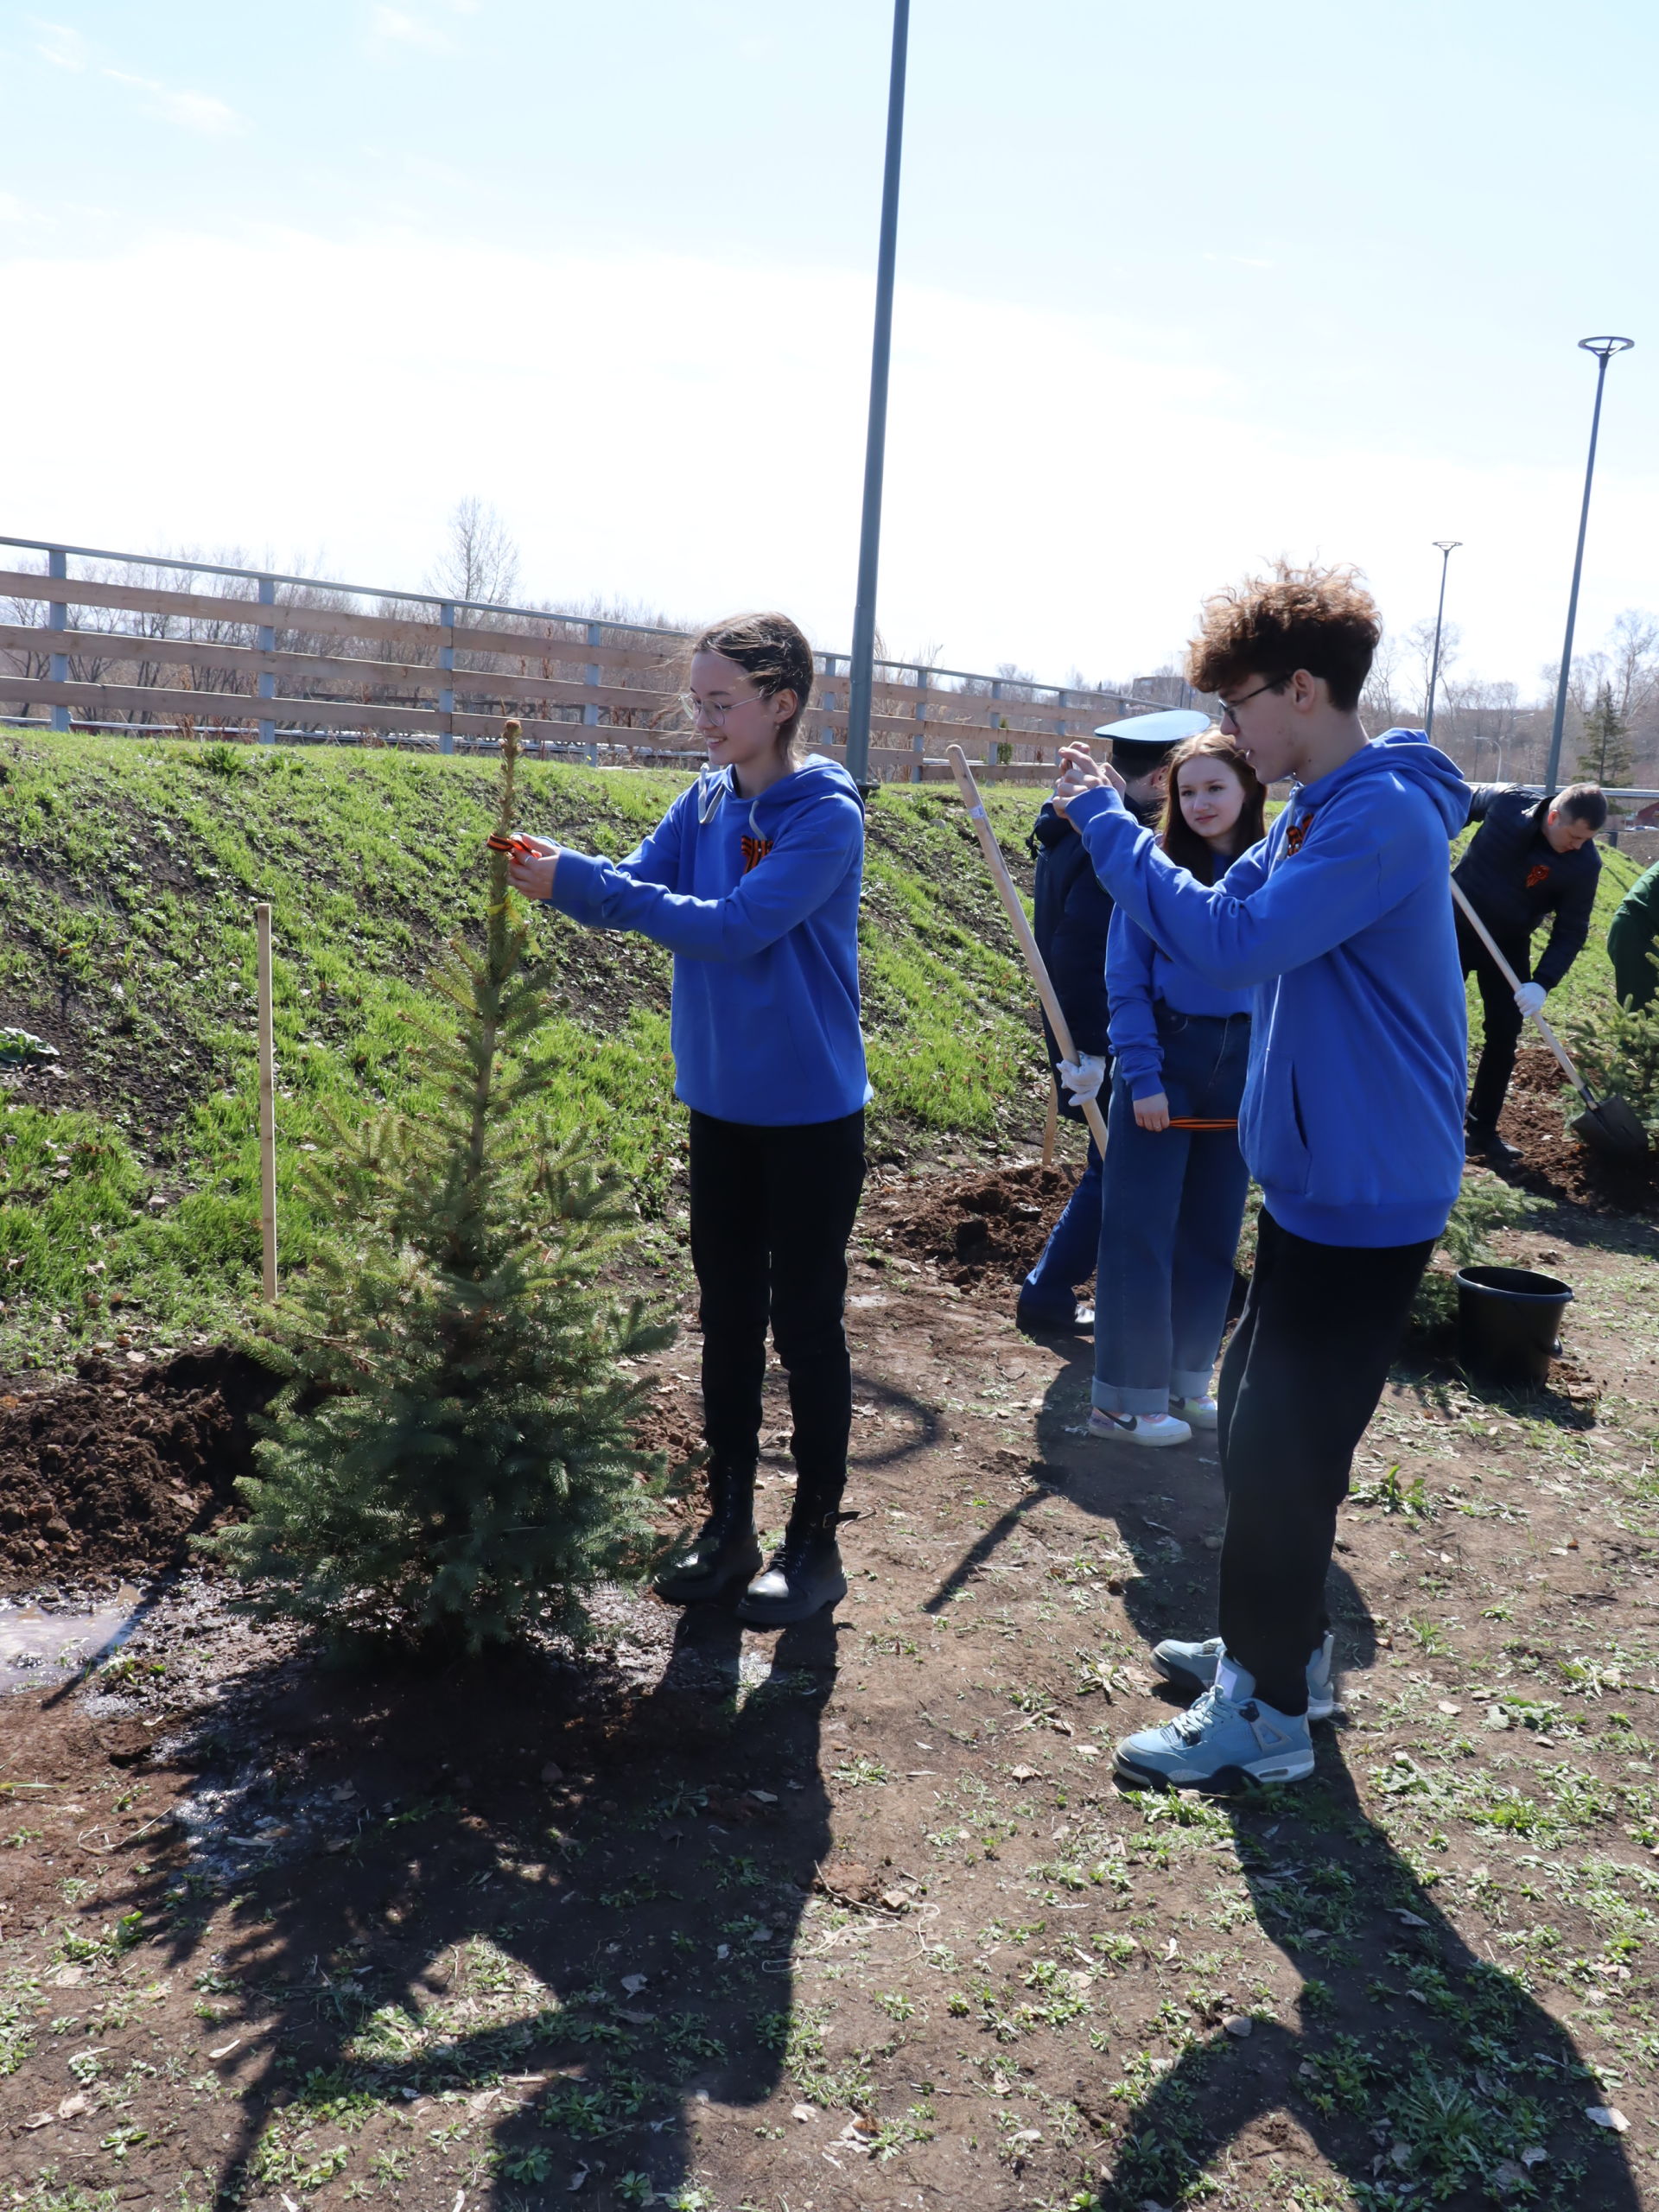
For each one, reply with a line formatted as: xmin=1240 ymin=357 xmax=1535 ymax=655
xmin=0 ymin=728 xmax=1643 ymax=1373
xmin=0 ymin=731 xmax=1053 ymax=1370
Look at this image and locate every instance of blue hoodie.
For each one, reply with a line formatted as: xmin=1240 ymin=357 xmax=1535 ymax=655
xmin=543 ymin=754 xmax=870 ymax=1127
xmin=1107 ymin=906 xmax=1253 ymax=1101
xmin=1071 ymin=731 xmax=1471 ymax=1248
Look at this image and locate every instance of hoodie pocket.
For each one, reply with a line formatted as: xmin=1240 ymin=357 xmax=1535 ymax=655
xmin=1244 ymin=1054 xmax=1312 ymax=1198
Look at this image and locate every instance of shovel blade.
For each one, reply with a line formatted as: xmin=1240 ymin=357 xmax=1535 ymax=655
xmin=1571 ymin=1091 xmax=1650 ymax=1160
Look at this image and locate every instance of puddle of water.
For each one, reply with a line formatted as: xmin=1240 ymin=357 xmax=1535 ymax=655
xmin=0 ymin=1586 xmax=143 ymax=1694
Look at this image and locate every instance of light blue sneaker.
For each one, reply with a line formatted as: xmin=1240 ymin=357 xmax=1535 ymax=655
xmin=1152 ymin=1631 xmax=1337 ymax=1722
xmin=1115 ymin=1675 xmax=1315 ymax=1792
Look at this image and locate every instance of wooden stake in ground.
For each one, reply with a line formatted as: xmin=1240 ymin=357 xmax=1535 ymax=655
xmin=945 ymin=745 xmax=1109 ymax=1154
xmin=255 ymin=900 xmax=277 ymax=1303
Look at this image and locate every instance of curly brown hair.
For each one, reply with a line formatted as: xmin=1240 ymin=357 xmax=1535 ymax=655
xmin=1186 ymin=561 xmax=1381 ymax=714
xmin=1160 ymin=731 xmax=1268 ymax=883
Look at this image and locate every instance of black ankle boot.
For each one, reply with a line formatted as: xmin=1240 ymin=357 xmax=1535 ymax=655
xmin=735 ymin=1507 xmax=851 ymax=1627
xmin=654 ymin=1469 xmax=760 ymax=1606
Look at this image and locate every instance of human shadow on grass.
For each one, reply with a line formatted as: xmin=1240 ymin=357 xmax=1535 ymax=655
xmin=115 ymin=1595 xmax=842 ymax=2212
xmin=1088 ymin=1750 xmax=1639 ymax=2211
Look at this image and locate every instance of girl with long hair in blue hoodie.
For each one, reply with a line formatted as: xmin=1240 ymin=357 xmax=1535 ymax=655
xmin=1088 ymin=731 xmax=1265 ymax=1448
xmin=508 ymin=613 xmax=868 ymax=1626
xmin=1054 ymin=564 xmax=1470 ymax=1792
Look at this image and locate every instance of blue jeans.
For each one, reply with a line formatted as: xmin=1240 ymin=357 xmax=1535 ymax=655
xmin=1021 ymin=1137 xmax=1102 ymax=1315
xmin=1093 ymin=1010 xmax=1250 ymax=1417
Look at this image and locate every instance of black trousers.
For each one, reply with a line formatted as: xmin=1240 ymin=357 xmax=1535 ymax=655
xmin=1457 ymin=911 xmax=1529 ymax=1132
xmin=1217 ymin=1211 xmax=1433 ymax=1713
xmin=687 ymin=1108 xmax=867 ymax=1520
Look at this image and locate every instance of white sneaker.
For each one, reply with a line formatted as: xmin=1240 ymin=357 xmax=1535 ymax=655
xmin=1171 ymin=1394 xmax=1219 ymax=1431
xmin=1086 ymin=1408 xmax=1192 ymax=1448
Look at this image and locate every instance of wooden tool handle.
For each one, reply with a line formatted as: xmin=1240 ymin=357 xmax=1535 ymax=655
xmin=255 ymin=901 xmax=278 ymax=1304
xmin=946 ymin=747 xmax=1110 ymax=1154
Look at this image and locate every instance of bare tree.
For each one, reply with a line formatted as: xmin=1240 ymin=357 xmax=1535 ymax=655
xmin=1360 ymin=632 xmax=1404 ymax=729
xmin=427 ymin=498 xmax=522 ymax=610
xmin=1405 ymin=615 xmax=1459 ymax=724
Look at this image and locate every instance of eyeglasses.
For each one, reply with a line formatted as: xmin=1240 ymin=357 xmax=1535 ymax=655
xmin=679 ymin=689 xmax=768 ymax=726
xmin=1217 ymin=678 xmax=1284 ymax=726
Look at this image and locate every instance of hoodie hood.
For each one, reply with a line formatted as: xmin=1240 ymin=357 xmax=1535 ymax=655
xmin=548 ymin=748 xmax=869 ymax=1127
xmin=696 ymin=752 xmax=866 ymax=830
xmin=1297 ymin=728 xmax=1471 ymax=838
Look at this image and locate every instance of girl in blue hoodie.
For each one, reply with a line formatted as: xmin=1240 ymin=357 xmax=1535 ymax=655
xmin=1089 ymin=732 xmax=1265 ymax=1448
xmin=1053 ymin=563 xmax=1470 ymax=1794
xmin=507 ymin=613 xmax=868 ymax=1627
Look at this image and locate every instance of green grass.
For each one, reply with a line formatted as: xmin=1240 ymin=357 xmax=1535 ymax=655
xmin=3 ymin=727 xmax=1637 ymax=1369
xmin=0 ymin=731 xmax=1053 ymax=1367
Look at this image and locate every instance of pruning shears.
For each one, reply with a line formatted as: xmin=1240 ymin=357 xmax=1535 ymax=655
xmin=486 ymin=834 xmax=538 ymax=857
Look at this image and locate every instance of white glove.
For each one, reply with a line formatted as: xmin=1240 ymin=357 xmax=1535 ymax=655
xmin=1058 ymin=1052 xmax=1107 ymax=1105
xmin=1515 ymin=982 xmax=1547 ymax=1017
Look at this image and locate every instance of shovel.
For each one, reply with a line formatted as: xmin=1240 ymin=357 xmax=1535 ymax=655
xmin=1450 ymin=880 xmax=1649 ymax=1160
xmin=946 ymin=746 xmax=1109 ymax=1154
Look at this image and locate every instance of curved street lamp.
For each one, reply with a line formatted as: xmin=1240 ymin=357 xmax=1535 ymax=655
xmin=1424 ymin=539 xmax=1461 ymax=741
xmin=1543 ymin=335 xmax=1635 ymax=794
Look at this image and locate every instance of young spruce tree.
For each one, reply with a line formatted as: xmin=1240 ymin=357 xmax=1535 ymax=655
xmin=209 ymin=723 xmax=674 ymax=1651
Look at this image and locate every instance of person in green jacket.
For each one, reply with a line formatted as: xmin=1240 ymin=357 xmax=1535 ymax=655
xmin=1609 ymin=860 xmax=1659 ymax=1010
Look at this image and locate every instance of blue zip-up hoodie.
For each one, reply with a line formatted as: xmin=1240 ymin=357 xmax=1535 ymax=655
xmin=1107 ymin=905 xmax=1252 ymax=1101
xmin=543 ymin=753 xmax=870 ymax=1127
xmin=1071 ymin=731 xmax=1471 ymax=1247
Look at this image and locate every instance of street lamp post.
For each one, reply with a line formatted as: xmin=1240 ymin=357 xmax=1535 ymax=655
xmin=1424 ymin=539 xmax=1461 ymax=741
xmin=843 ymin=0 xmax=911 ymax=794
xmin=1543 ymin=335 xmax=1635 ymax=795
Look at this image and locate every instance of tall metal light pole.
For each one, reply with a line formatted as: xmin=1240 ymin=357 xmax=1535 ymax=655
xmin=1424 ymin=538 xmax=1461 ymax=741
xmin=1543 ymin=334 xmax=1635 ymax=794
xmin=843 ymin=0 xmax=911 ymax=793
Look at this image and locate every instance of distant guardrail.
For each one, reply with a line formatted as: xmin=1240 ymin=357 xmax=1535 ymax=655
xmin=0 ymin=535 xmax=1192 ymax=785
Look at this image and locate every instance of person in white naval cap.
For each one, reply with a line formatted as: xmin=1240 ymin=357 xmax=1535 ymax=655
xmin=1018 ymin=709 xmax=1210 ymax=1333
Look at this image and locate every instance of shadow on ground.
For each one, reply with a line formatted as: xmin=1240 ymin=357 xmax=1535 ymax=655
xmin=1094 ymin=1752 xmax=1642 ymax=2209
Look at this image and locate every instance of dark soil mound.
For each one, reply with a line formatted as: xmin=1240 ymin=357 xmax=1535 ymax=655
xmin=864 ymin=1160 xmax=1079 ymax=1287
xmin=0 ymin=1345 xmax=276 ymax=1588
xmin=1498 ymin=1049 xmax=1658 ymax=1213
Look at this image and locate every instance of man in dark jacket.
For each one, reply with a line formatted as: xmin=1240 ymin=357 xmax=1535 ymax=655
xmin=1018 ymin=710 xmax=1206 ymax=1330
xmin=1454 ymin=780 xmax=1605 ymax=1161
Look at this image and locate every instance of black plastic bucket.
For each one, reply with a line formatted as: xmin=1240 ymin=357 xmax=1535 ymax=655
xmin=1455 ymin=1264 xmax=1573 ymax=1389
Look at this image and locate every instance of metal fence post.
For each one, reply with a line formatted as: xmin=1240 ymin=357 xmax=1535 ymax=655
xmin=584 ymin=620 xmax=601 ymax=766
xmin=821 ymin=652 xmax=837 ymax=747
xmin=912 ymin=664 xmax=927 ymax=783
xmin=439 ymin=601 xmax=455 ymax=755
xmin=48 ymin=548 xmax=68 ymax=731
xmin=257 ymin=577 xmax=276 ymax=745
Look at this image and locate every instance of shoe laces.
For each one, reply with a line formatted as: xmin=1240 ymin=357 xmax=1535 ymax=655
xmin=1171 ymin=1683 xmax=1241 ymax=1745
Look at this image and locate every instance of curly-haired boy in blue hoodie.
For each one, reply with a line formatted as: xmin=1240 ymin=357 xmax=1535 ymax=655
xmin=1054 ymin=563 xmax=1470 ymax=1790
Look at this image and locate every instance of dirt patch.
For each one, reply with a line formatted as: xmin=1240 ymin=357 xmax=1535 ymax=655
xmin=1498 ymin=1047 xmax=1659 ymax=1212
xmin=1 ymin=1207 xmax=1656 ymax=2210
xmin=862 ymin=1158 xmax=1080 ymax=1286
xmin=0 ymin=1344 xmax=275 ymax=1589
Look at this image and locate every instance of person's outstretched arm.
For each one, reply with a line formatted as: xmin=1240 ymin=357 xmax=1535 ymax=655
xmin=533 ymin=805 xmax=861 ymax=963
xmin=1067 ymin=785 xmax=1439 ymax=990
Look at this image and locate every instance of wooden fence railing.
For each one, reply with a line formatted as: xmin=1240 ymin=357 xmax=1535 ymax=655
xmin=0 ymin=537 xmax=1197 ymax=784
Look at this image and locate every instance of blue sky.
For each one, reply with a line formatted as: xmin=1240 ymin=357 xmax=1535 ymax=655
xmin=3 ymin=0 xmax=1656 ymax=695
